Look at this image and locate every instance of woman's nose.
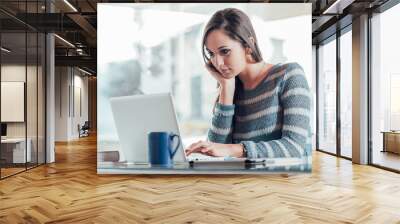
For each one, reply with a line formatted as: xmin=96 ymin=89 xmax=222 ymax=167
xmin=214 ymin=55 xmax=224 ymax=67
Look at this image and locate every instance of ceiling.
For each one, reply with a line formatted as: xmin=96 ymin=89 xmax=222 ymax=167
xmin=0 ymin=0 xmax=392 ymax=75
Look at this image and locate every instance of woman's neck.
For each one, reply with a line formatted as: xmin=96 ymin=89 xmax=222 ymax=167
xmin=239 ymin=61 xmax=273 ymax=90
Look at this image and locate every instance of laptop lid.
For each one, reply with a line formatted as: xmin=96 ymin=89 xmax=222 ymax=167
xmin=110 ymin=93 xmax=185 ymax=163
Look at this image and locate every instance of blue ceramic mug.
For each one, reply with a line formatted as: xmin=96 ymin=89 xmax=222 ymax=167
xmin=148 ymin=132 xmax=181 ymax=167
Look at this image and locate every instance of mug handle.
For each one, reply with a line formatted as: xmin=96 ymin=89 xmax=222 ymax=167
xmin=169 ymin=134 xmax=181 ymax=159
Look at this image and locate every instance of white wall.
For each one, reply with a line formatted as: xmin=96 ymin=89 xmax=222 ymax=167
xmin=1 ymin=64 xmax=47 ymax=163
xmin=1 ymin=65 xmax=41 ymax=137
xmin=1 ymin=66 xmax=26 ymax=138
xmin=72 ymin=73 xmax=89 ymax=138
xmin=55 ymin=67 xmax=68 ymax=141
xmin=55 ymin=67 xmax=89 ymax=141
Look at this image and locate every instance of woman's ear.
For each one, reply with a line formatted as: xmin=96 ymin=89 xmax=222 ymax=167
xmin=245 ymin=47 xmax=254 ymax=63
xmin=246 ymin=37 xmax=255 ymax=62
xmin=245 ymin=36 xmax=255 ymax=58
xmin=246 ymin=47 xmax=252 ymax=55
xmin=245 ymin=53 xmax=254 ymax=63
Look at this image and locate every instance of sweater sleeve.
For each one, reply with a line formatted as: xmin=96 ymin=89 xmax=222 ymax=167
xmin=207 ymin=102 xmax=235 ymax=144
xmin=241 ymin=64 xmax=312 ymax=159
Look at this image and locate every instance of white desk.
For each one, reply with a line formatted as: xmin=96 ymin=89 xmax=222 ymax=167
xmin=1 ymin=138 xmax=31 ymax=163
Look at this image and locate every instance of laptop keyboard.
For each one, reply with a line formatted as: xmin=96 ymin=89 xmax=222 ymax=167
xmin=187 ymin=153 xmax=226 ymax=161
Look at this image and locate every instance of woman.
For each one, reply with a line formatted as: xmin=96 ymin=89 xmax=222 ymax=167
xmin=185 ymin=8 xmax=312 ymax=159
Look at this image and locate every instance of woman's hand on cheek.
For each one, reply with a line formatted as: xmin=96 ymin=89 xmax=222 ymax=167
xmin=205 ymin=63 xmax=235 ymax=86
xmin=205 ymin=62 xmax=235 ymax=105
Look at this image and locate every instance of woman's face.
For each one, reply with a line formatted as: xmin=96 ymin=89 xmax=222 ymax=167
xmin=205 ymin=29 xmax=249 ymax=79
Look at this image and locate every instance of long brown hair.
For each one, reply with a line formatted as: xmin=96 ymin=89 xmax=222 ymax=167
xmin=202 ymin=8 xmax=263 ymax=111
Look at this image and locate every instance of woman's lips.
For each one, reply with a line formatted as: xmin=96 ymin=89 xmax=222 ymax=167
xmin=220 ymin=69 xmax=230 ymax=75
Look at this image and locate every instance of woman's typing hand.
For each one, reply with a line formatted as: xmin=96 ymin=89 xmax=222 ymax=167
xmin=185 ymin=140 xmax=244 ymax=158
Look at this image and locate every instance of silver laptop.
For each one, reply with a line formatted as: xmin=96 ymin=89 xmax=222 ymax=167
xmin=110 ymin=93 xmax=304 ymax=165
xmin=110 ymin=93 xmax=184 ymax=163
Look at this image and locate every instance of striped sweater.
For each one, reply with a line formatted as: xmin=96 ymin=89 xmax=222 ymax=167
xmin=207 ymin=63 xmax=312 ymax=159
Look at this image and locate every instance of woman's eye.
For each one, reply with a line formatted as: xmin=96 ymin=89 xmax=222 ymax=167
xmin=221 ymin=49 xmax=230 ymax=55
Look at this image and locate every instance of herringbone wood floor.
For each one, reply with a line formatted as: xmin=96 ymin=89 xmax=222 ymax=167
xmin=1 ymin=135 xmax=400 ymax=224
